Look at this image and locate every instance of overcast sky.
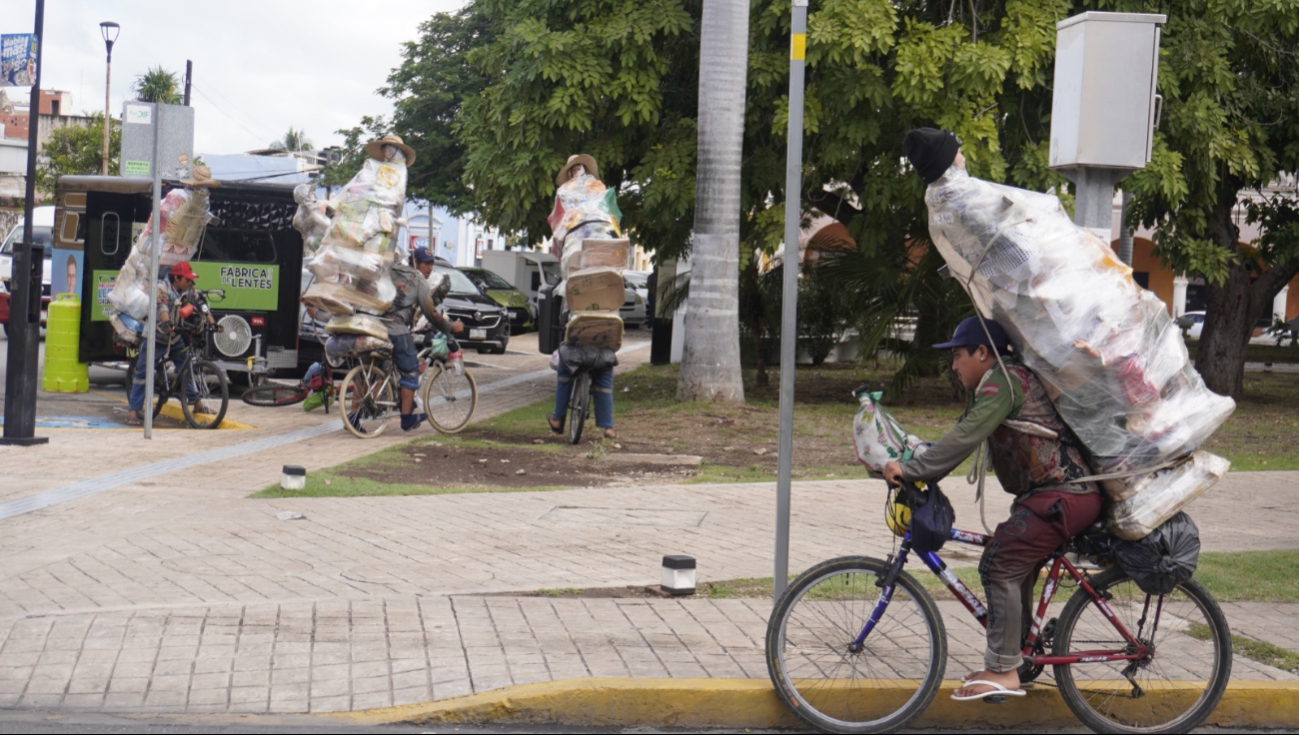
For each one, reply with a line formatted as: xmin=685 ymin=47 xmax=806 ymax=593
xmin=16 ymin=0 xmax=466 ymax=156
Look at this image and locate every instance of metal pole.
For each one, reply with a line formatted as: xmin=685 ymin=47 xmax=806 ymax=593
xmin=183 ymin=60 xmax=192 ymax=106
xmin=102 ymin=53 xmax=111 ymax=174
xmin=1 ymin=0 xmax=49 ymax=447
xmin=142 ymin=104 xmax=163 ymax=439
xmin=773 ymin=0 xmax=807 ymax=604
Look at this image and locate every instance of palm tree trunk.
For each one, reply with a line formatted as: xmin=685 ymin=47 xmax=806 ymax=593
xmin=677 ymin=0 xmax=749 ymax=403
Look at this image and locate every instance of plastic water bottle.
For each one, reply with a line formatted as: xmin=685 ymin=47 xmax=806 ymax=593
xmin=448 ymin=349 xmax=465 ymax=376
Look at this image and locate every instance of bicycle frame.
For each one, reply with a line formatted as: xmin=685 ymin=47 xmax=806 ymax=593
xmin=857 ymin=527 xmax=1152 ymax=667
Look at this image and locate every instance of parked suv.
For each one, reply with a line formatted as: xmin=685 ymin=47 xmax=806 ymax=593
xmin=435 ymin=265 xmax=510 ymax=354
xmin=459 ymin=266 xmax=535 ymax=333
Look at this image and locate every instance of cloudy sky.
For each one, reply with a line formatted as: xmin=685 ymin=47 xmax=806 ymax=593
xmin=17 ymin=0 xmax=466 ymax=155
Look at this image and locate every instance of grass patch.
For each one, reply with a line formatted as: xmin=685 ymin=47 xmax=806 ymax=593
xmin=1191 ymin=549 xmax=1299 ymax=603
xmin=1187 ymin=623 xmax=1299 ymax=674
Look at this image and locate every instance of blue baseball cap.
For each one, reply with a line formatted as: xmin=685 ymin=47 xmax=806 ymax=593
xmin=933 ymin=316 xmax=1011 ymax=353
xmin=411 ymin=246 xmax=436 ymax=264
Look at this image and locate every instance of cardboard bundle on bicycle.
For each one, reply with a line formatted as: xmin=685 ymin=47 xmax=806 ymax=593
xmin=919 ymin=163 xmax=1235 ymax=541
xmin=297 ymin=135 xmax=412 ymax=341
xmin=546 ymin=160 xmax=630 ymax=352
xmin=106 ymin=163 xmax=220 ymax=344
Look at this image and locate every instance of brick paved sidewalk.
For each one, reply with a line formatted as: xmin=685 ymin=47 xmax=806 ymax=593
xmin=1 ymin=330 xmax=1297 ymax=716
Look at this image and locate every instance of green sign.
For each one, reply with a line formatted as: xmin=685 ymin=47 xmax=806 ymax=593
xmin=123 ymin=160 xmax=150 ymax=175
xmin=191 ymin=262 xmax=280 ymax=311
xmin=91 ymin=271 xmax=118 ymax=322
xmin=89 ymin=263 xmax=280 ymax=320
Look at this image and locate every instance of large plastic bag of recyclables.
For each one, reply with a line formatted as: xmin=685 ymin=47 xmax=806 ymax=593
xmin=922 ymin=165 xmax=1235 ymax=539
xmin=853 ymin=391 xmax=929 ymax=479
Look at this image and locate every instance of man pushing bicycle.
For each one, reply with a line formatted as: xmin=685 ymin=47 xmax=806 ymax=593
xmin=383 ymin=246 xmax=463 ymax=431
xmin=126 ymin=262 xmax=218 ymax=427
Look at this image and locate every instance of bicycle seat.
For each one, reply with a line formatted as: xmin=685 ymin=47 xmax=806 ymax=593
xmin=1065 ymin=521 xmax=1114 ymax=563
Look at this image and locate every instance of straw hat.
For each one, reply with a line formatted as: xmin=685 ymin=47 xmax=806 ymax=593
xmin=179 ymin=163 xmax=221 ymax=188
xmin=556 ymin=153 xmax=599 ymax=186
xmin=364 ymin=134 xmax=416 ymax=166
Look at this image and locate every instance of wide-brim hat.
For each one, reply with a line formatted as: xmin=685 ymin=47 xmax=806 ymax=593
xmin=365 ymin=134 xmax=416 ymax=166
xmin=556 ymin=153 xmax=599 ymax=186
xmin=179 ymin=164 xmax=221 ymax=188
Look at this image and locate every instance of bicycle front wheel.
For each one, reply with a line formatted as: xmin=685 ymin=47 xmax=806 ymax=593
xmin=1053 ymin=567 xmax=1232 ymax=735
xmin=242 ymin=382 xmax=308 ymax=407
xmin=421 ymin=363 xmax=477 ymax=434
xmin=181 ymin=359 xmax=229 ymax=429
xmin=340 ymin=363 xmax=396 ymax=438
xmin=766 ymin=555 xmax=947 ymax=734
xmin=567 ymin=370 xmax=591 ymax=445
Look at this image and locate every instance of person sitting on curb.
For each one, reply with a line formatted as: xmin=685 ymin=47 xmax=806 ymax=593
xmin=125 ymin=262 xmax=217 ymax=426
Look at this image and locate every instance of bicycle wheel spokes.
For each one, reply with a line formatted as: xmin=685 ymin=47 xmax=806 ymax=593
xmin=182 ymin=359 xmax=229 ymax=429
xmin=341 ymin=363 xmax=395 ymax=438
xmin=567 ymin=371 xmax=590 ymax=445
xmin=768 ymin=557 xmax=945 ymax=733
xmin=423 ymin=365 xmax=477 ymax=434
xmin=1054 ymin=570 xmax=1232 ymax=734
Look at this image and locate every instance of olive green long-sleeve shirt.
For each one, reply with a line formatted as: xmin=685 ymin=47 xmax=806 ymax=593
xmin=900 ymin=366 xmax=1021 ymax=483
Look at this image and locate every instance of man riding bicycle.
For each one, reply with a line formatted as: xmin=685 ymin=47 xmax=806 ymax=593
xmin=384 ymin=246 xmax=463 ymax=431
xmin=126 ymin=261 xmax=218 ymax=426
xmin=884 ymin=316 xmax=1102 ymax=702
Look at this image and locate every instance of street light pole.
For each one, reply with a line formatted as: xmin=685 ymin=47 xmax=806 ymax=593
xmin=99 ymin=21 xmax=119 ymax=176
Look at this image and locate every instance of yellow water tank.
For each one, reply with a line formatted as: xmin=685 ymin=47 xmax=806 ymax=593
xmin=42 ymin=293 xmax=90 ymax=393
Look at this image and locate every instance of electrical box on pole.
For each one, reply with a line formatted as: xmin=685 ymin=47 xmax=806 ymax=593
xmin=120 ymin=101 xmax=194 ymax=178
xmin=1049 ymin=12 xmax=1165 ymax=241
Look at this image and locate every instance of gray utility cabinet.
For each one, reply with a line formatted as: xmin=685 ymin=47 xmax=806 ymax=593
xmin=1049 ymin=12 xmax=1166 ymax=171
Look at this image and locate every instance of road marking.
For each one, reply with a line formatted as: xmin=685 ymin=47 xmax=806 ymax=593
xmin=0 ymin=343 xmax=651 ymax=521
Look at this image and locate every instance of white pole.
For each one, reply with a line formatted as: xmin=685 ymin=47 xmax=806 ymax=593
xmin=142 ymin=103 xmax=162 ymax=438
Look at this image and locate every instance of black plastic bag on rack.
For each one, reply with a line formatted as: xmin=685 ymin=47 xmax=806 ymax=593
xmin=1111 ymin=511 xmax=1200 ymax=595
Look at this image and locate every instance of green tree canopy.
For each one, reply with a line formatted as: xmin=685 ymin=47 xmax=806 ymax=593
xmin=132 ymin=66 xmax=182 ymax=104
xmin=378 ymin=0 xmax=1299 ymax=397
xmin=35 ymin=114 xmax=120 ymax=196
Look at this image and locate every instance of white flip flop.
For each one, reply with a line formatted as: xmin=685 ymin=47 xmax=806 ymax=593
xmin=951 ymin=679 xmax=1027 ymax=702
xmin=962 ymin=671 xmax=1035 ymax=688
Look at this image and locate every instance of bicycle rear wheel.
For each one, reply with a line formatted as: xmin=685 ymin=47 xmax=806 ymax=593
xmin=181 ymin=359 xmax=229 ymax=429
xmin=766 ymin=555 xmax=947 ymax=734
xmin=1053 ymin=567 xmax=1232 ymax=734
xmin=241 ymin=382 xmax=308 ymax=407
xmin=567 ymin=370 xmax=590 ymax=445
xmin=421 ymin=363 xmax=477 ymax=434
xmin=340 ymin=363 xmax=396 ymax=438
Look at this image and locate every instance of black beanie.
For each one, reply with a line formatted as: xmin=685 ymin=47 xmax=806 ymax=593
xmin=903 ymin=128 xmax=960 ymax=185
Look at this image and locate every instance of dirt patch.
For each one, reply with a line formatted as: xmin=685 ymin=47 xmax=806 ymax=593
xmin=344 ymin=433 xmax=702 ymax=489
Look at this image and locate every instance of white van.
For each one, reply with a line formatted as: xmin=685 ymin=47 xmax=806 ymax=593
xmin=0 ymin=206 xmax=55 ymax=323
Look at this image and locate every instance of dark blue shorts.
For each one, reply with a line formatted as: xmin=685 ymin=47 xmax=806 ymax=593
xmin=391 ymin=333 xmax=420 ymax=390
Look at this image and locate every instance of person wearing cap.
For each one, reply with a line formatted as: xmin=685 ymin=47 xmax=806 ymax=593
xmin=883 ymin=315 xmax=1101 ymax=702
xmin=902 ymin=127 xmax=964 ymax=185
xmin=125 ymin=262 xmax=218 ymax=426
xmin=379 ymin=246 xmax=464 ymax=431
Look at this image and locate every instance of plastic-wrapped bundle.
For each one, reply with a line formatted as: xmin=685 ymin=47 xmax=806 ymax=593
xmin=292 ymin=184 xmax=331 ymax=256
xmin=131 ymin=189 xmax=214 ymax=267
xmin=561 ymin=237 xmax=630 ymax=278
xmin=1107 ymin=452 xmax=1229 ymax=541
xmin=302 ymin=152 xmax=408 ymax=317
xmin=923 ymin=167 xmax=1235 ymax=490
xmin=324 ymin=313 xmax=389 ymax=341
xmin=324 ymin=334 xmax=394 ymax=367
xmin=853 ymin=391 xmax=929 ymax=478
xmin=547 ymin=174 xmax=621 ymax=257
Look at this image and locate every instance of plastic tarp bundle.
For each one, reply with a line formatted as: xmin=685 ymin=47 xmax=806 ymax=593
xmin=107 ymin=188 xmax=216 ymax=333
xmin=547 ymin=174 xmax=622 ymax=258
xmin=324 ymin=313 xmax=388 ymax=341
xmin=547 ymin=173 xmax=628 ymax=348
xmin=292 ymin=184 xmax=331 ymax=256
xmin=853 ymin=391 xmax=929 ymax=478
xmin=324 ymin=334 xmax=393 ymax=367
xmin=923 ymin=167 xmax=1235 ymax=516
xmin=561 ymin=238 xmax=630 ymax=279
xmin=301 ymin=155 xmax=407 ymax=321
xmin=1108 ymin=451 xmax=1229 ymax=540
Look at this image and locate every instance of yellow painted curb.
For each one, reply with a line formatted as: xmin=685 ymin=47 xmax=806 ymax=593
xmin=94 ymin=389 xmax=255 ymax=430
xmin=335 ymin=678 xmax=1299 ymax=729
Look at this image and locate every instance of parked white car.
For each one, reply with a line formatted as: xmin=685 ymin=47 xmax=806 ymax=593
xmin=1179 ymin=310 xmax=1287 ymax=345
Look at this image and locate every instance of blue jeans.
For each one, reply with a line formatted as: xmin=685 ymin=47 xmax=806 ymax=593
xmin=390 ymin=332 xmax=420 ymax=391
xmin=128 ymin=341 xmax=194 ymax=412
xmin=554 ymin=361 xmax=613 ymax=429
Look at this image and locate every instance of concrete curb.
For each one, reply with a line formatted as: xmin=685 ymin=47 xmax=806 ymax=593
xmin=335 ymin=678 xmax=1299 ymax=729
